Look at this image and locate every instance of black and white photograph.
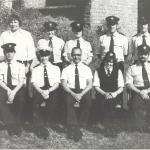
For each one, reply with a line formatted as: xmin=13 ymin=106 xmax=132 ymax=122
xmin=0 ymin=0 xmax=149 ymax=149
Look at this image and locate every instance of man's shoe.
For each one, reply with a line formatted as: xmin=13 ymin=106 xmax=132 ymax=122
xmin=7 ymin=124 xmax=21 ymax=136
xmin=34 ymin=126 xmax=49 ymax=139
xmin=73 ymin=128 xmax=82 ymax=142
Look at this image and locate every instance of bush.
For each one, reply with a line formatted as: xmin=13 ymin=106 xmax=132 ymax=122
xmin=0 ymin=8 xmax=101 ymax=70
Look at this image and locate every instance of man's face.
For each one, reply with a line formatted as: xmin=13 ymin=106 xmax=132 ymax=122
xmin=5 ymin=52 xmax=15 ymax=62
xmin=140 ymin=24 xmax=148 ymax=33
xmin=71 ymin=48 xmax=82 ymax=64
xmin=73 ymin=31 xmax=82 ymax=39
xmin=46 ymin=30 xmax=55 ymax=38
xmin=40 ymin=55 xmax=50 ymax=65
xmin=138 ymin=53 xmax=149 ymax=63
xmin=9 ymin=19 xmax=20 ymax=32
xmin=108 ymin=24 xmax=117 ymax=33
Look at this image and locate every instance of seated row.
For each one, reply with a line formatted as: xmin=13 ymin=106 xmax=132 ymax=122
xmin=0 ymin=42 xmax=149 ymax=141
xmin=0 ymin=14 xmax=149 ymax=72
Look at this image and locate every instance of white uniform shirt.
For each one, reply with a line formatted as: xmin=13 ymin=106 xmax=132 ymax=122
xmin=37 ymin=36 xmax=65 ymax=63
xmin=0 ymin=60 xmax=25 ymax=85
xmin=63 ymin=37 xmax=93 ymax=63
xmin=126 ymin=62 xmax=150 ymax=87
xmin=98 ymin=32 xmax=128 ymax=62
xmin=131 ymin=32 xmax=150 ymax=61
xmin=93 ymin=69 xmax=124 ymax=88
xmin=0 ymin=28 xmax=36 ymax=61
xmin=61 ymin=62 xmax=93 ymax=89
xmin=31 ymin=62 xmax=60 ymax=87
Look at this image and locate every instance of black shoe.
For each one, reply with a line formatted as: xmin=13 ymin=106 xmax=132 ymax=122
xmin=34 ymin=126 xmax=49 ymax=139
xmin=67 ymin=126 xmax=82 ymax=142
xmin=7 ymin=124 xmax=22 ymax=136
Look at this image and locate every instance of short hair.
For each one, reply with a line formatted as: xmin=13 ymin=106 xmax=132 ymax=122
xmin=71 ymin=47 xmax=82 ymax=55
xmin=8 ymin=14 xmax=22 ymax=26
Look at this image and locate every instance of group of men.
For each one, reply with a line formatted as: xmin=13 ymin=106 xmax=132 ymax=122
xmin=0 ymin=13 xmax=150 ymax=142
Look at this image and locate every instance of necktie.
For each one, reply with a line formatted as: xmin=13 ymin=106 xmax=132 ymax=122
xmin=49 ymin=37 xmax=54 ymax=62
xmin=142 ymin=64 xmax=150 ymax=88
xmin=7 ymin=62 xmax=12 ymax=88
xmin=44 ymin=65 xmax=50 ymax=89
xmin=107 ymin=68 xmax=111 ymax=76
xmin=75 ymin=64 xmax=80 ymax=92
xmin=142 ymin=35 xmax=147 ymax=45
xmin=77 ymin=39 xmax=80 ymax=48
xmin=109 ymin=34 xmax=114 ymax=52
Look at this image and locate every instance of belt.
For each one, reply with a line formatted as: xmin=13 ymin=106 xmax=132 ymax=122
xmin=71 ymin=88 xmax=83 ymax=94
xmin=40 ymin=86 xmax=51 ymax=90
xmin=17 ymin=60 xmax=32 ymax=66
xmin=136 ymin=87 xmax=148 ymax=90
xmin=17 ymin=60 xmax=28 ymax=65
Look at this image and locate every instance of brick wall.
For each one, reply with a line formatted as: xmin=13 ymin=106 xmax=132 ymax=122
xmin=89 ymin=0 xmax=138 ymax=37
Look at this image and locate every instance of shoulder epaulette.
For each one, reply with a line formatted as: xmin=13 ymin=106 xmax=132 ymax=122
xmin=118 ymin=32 xmax=126 ymax=36
xmin=33 ymin=64 xmax=40 ymax=68
xmin=132 ymin=33 xmax=138 ymax=37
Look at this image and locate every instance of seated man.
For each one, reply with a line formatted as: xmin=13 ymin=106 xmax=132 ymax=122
xmin=31 ymin=39 xmax=60 ymax=139
xmin=0 ymin=43 xmax=26 ymax=136
xmin=61 ymin=47 xmax=93 ymax=142
xmin=126 ymin=44 xmax=150 ymax=132
xmin=93 ymin=52 xmax=124 ymax=126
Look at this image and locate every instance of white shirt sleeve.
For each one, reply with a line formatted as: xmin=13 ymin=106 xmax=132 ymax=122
xmin=61 ymin=68 xmax=68 ymax=80
xmin=26 ymin=32 xmax=36 ymax=60
xmin=93 ymin=70 xmax=100 ymax=87
xmin=126 ymin=67 xmax=134 ymax=85
xmin=54 ymin=67 xmax=61 ymax=84
xmin=123 ymin=36 xmax=129 ymax=56
xmin=118 ymin=70 xmax=124 ymax=88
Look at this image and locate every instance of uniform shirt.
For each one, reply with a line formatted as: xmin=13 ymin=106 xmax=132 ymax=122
xmin=0 ymin=60 xmax=25 ymax=86
xmin=31 ymin=62 xmax=60 ymax=87
xmin=93 ymin=69 xmax=124 ymax=88
xmin=37 ymin=36 xmax=65 ymax=63
xmin=0 ymin=28 xmax=36 ymax=61
xmin=97 ymin=31 xmax=128 ymax=62
xmin=131 ymin=32 xmax=150 ymax=61
xmin=61 ymin=62 xmax=93 ymax=89
xmin=63 ymin=37 xmax=93 ymax=63
xmin=126 ymin=61 xmax=150 ymax=87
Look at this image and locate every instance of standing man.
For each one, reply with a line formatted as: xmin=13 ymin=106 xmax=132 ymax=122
xmin=97 ymin=16 xmax=128 ymax=73
xmin=126 ymin=44 xmax=150 ymax=132
xmin=61 ymin=47 xmax=93 ymax=142
xmin=31 ymin=40 xmax=61 ymax=139
xmin=0 ymin=43 xmax=26 ymax=136
xmin=0 ymin=14 xmax=36 ymax=70
xmin=93 ymin=52 xmax=124 ymax=127
xmin=36 ymin=21 xmax=65 ymax=71
xmin=63 ymin=21 xmax=93 ymax=66
xmin=131 ymin=17 xmax=150 ymax=62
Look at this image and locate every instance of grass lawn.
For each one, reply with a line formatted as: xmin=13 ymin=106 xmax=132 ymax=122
xmin=0 ymin=114 xmax=150 ymax=149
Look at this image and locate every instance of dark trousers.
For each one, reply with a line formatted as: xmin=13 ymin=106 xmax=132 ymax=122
xmin=0 ymin=86 xmax=25 ymax=125
xmin=117 ymin=61 xmax=124 ymax=74
xmin=65 ymin=90 xmax=91 ymax=127
xmin=94 ymin=92 xmax=123 ymax=122
xmin=132 ymin=93 xmax=150 ymax=129
xmin=32 ymin=89 xmax=57 ymax=127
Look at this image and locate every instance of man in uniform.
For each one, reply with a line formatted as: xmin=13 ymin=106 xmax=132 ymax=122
xmin=36 ymin=21 xmax=65 ymax=71
xmin=0 ymin=43 xmax=26 ymax=136
xmin=97 ymin=16 xmax=129 ymax=73
xmin=126 ymin=44 xmax=150 ymax=132
xmin=93 ymin=51 xmax=124 ymax=128
xmin=31 ymin=40 xmax=61 ymax=139
xmin=61 ymin=47 xmax=93 ymax=141
xmin=131 ymin=17 xmax=150 ymax=62
xmin=63 ymin=21 xmax=93 ymax=66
